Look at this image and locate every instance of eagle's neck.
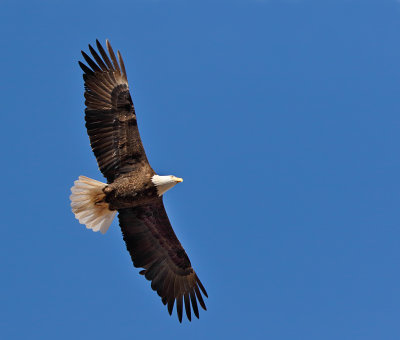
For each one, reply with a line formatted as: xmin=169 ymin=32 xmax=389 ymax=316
xmin=151 ymin=175 xmax=178 ymax=196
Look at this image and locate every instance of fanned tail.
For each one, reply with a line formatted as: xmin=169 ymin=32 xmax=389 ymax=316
xmin=70 ymin=176 xmax=116 ymax=234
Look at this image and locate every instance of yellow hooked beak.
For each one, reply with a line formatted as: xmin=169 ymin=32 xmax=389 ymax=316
xmin=174 ymin=177 xmax=183 ymax=183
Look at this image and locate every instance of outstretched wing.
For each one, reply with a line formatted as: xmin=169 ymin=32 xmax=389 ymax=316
xmin=79 ymin=40 xmax=151 ymax=183
xmin=118 ymin=199 xmax=208 ymax=322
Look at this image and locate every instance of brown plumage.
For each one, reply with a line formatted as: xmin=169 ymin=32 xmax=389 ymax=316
xmin=70 ymin=39 xmax=207 ymax=322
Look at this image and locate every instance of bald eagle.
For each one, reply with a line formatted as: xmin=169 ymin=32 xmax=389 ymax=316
xmin=70 ymin=40 xmax=207 ymax=322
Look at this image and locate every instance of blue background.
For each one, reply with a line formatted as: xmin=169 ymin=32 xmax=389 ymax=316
xmin=1 ymin=1 xmax=399 ymax=339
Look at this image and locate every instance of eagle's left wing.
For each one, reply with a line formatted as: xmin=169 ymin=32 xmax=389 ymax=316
xmin=118 ymin=198 xmax=208 ymax=322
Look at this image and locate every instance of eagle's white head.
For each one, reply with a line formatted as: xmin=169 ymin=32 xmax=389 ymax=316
xmin=151 ymin=175 xmax=183 ymax=196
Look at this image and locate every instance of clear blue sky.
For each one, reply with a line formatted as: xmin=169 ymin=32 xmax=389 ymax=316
xmin=1 ymin=1 xmax=399 ymax=339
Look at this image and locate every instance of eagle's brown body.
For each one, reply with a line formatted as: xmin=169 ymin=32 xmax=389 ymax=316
xmin=70 ymin=40 xmax=207 ymax=323
xmin=104 ymin=164 xmax=157 ymax=210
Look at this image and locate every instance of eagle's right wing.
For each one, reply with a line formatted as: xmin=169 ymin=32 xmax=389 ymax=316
xmin=79 ymin=40 xmax=151 ymax=183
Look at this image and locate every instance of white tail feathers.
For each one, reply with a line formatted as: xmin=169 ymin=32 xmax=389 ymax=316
xmin=70 ymin=176 xmax=116 ymax=234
